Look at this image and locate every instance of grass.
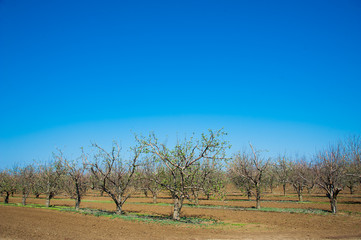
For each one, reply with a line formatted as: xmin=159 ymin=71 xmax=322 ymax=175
xmin=227 ymin=197 xmax=313 ymax=203
xmin=128 ymin=201 xmax=333 ymax=215
xmin=0 ymin=202 xmax=228 ymax=227
xmin=0 ymin=202 xmax=69 ymax=211
xmin=5 ymin=196 xmax=360 ymax=216
xmin=130 ymin=201 xmax=343 ymax=215
xmin=5 ymin=201 xmax=333 ymax=215
xmin=69 ymin=208 xmax=225 ymax=227
xmin=247 ymin=207 xmax=329 ymax=215
xmin=51 ymin=196 xmax=357 ymax=207
xmin=7 ymin=198 xmax=336 ymax=215
xmin=189 ymin=204 xmax=333 ymax=215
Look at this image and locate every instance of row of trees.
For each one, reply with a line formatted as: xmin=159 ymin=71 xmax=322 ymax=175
xmin=229 ymin=135 xmax=360 ymax=214
xmin=1 ymin=131 xmax=360 ymax=219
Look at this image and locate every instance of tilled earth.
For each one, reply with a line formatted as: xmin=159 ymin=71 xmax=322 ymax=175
xmin=1 ymin=194 xmax=361 ymax=240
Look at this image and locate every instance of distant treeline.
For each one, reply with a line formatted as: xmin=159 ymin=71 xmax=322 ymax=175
xmin=1 ymin=130 xmax=360 ymax=219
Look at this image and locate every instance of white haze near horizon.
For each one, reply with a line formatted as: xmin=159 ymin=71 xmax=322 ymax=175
xmin=0 ymin=115 xmax=348 ymax=169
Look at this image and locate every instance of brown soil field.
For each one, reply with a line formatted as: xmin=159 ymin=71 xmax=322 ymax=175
xmin=1 ymin=192 xmax=361 ymax=239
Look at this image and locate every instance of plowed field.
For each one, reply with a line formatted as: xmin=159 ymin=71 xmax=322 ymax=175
xmin=1 ymin=192 xmax=361 ymax=239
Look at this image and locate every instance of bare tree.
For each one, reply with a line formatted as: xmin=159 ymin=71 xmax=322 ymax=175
xmin=15 ymin=164 xmax=35 ymax=205
xmin=55 ymin=149 xmax=88 ymax=210
xmin=39 ymin=159 xmax=66 ymax=207
xmin=263 ymin=164 xmax=278 ymax=193
xmin=343 ymin=135 xmax=361 ymax=182
xmin=344 ymin=171 xmax=358 ymax=194
xmin=138 ymin=129 xmax=228 ymax=220
xmin=230 ymin=144 xmax=270 ymax=209
xmin=32 ymin=167 xmax=44 ymax=198
xmin=288 ymin=158 xmax=312 ymax=202
xmin=305 ymin=170 xmax=316 ymax=194
xmin=314 ymin=144 xmax=346 ymax=214
xmin=137 ymin=157 xmax=162 ymax=204
xmin=275 ymin=156 xmax=291 ymax=196
xmin=0 ymin=169 xmax=16 ymax=203
xmin=88 ymin=141 xmax=143 ymax=215
xmin=230 ymin=174 xmax=253 ymax=200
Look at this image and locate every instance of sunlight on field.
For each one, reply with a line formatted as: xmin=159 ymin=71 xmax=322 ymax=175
xmin=1 ymin=186 xmax=361 ymax=239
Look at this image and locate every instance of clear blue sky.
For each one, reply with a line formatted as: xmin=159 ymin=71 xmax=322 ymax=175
xmin=1 ymin=0 xmax=360 ymax=168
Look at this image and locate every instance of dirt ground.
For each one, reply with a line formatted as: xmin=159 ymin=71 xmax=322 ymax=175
xmin=1 ymin=193 xmax=361 ymax=240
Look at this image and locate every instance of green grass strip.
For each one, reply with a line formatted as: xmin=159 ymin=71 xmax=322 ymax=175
xmin=5 ymin=198 xmax=359 ymax=216
xmin=0 ymin=202 xmax=232 ymax=227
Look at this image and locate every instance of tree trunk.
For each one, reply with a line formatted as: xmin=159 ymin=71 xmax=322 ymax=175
xmin=330 ymin=197 xmax=337 ymax=214
xmin=152 ymin=194 xmax=157 ymax=204
xmin=255 ymin=197 xmax=261 ymax=209
xmin=22 ymin=194 xmax=27 ymax=206
xmin=283 ymin=183 xmax=286 ymax=196
xmin=4 ymin=192 xmax=10 ymax=204
xmin=247 ymin=190 xmax=251 ymax=201
xmin=75 ymin=197 xmax=81 ymax=211
xmin=172 ymin=197 xmax=183 ymax=220
xmin=116 ymin=203 xmax=122 ymax=215
xmin=298 ymin=192 xmax=303 ymax=202
xmin=326 ymin=187 xmax=340 ymax=214
xmin=110 ymin=193 xmax=125 ymax=215
xmin=35 ymin=193 xmax=40 ymax=198
xmin=45 ymin=194 xmax=53 ymax=207
xmin=193 ymin=191 xmax=199 ymax=206
xmin=296 ymin=185 xmax=303 ymax=202
xmin=255 ymin=187 xmax=261 ymax=209
xmin=143 ymin=189 xmax=148 ymax=198
xmin=75 ymin=182 xmax=81 ymax=210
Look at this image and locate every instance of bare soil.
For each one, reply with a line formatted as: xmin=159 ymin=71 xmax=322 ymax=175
xmin=1 ymin=193 xmax=361 ymax=240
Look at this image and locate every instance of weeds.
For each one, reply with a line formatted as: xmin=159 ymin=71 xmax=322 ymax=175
xmin=247 ymin=207 xmax=329 ymax=215
xmin=0 ymin=202 xmax=228 ymax=227
xmin=64 ymin=207 xmax=223 ymax=226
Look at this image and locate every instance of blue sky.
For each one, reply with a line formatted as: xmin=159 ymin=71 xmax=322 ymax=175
xmin=1 ymin=0 xmax=360 ymax=168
